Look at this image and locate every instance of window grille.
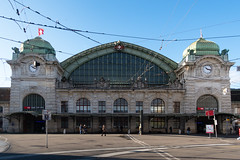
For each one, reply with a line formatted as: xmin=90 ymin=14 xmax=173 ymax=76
xmin=150 ymin=117 xmax=165 ymax=129
xmin=98 ymin=101 xmax=106 ymax=113
xmin=151 ymin=98 xmax=165 ymax=113
xmin=113 ymin=98 xmax=128 ymax=113
xmin=22 ymin=94 xmax=45 ymax=112
xmin=61 ymin=101 xmax=68 ymax=113
xmin=197 ymin=95 xmax=218 ymax=113
xmin=113 ymin=117 xmax=128 ymax=128
xmin=76 ymin=98 xmax=91 ymax=113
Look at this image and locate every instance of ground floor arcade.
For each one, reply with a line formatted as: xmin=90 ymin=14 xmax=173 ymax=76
xmin=5 ymin=112 xmax=234 ymax=135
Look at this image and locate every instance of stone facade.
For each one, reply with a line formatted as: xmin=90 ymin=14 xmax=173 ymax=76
xmin=0 ymin=88 xmax=10 ymax=132
xmin=2 ymin=37 xmax=238 ymax=134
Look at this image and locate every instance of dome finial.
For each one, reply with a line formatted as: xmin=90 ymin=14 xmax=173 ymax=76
xmin=200 ymin=29 xmax=203 ymax=38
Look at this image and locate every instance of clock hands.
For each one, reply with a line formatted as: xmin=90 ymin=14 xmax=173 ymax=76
xmin=205 ymin=67 xmax=212 ymax=71
xmin=31 ymin=65 xmax=36 ymax=69
xmin=203 ymin=65 xmax=212 ymax=74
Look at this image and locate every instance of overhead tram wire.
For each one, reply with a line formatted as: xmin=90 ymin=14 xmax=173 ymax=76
xmin=7 ymin=0 xmax=23 ymax=31
xmin=133 ymin=18 xmax=240 ymax=45
xmin=135 ymin=0 xmax=198 ymax=51
xmin=19 ymin=0 xmax=34 ymax=38
xmin=1 ymin=36 xmax=239 ymax=89
xmin=8 ymin=0 xmax=15 ymax=10
xmin=230 ymin=58 xmax=240 ymax=61
xmin=129 ymin=0 xmax=181 ymax=82
xmin=161 ymin=0 xmax=180 ymax=35
xmin=2 ymin=15 xmax=240 ymax=43
xmin=163 ymin=0 xmax=198 ymax=49
xmin=13 ymin=0 xmax=101 ymax=44
xmin=0 ymin=36 xmax=75 ymax=56
xmin=2 ymin=35 xmax=240 ymax=62
xmin=12 ymin=0 xmax=30 ymax=39
xmin=0 ymin=15 xmax=171 ymax=42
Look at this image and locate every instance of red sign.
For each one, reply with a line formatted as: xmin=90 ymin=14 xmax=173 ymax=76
xmin=239 ymin=128 xmax=240 ymax=137
xmin=24 ymin=106 xmax=31 ymax=110
xmin=205 ymin=110 xmax=214 ymax=116
xmin=197 ymin=107 xmax=204 ymax=111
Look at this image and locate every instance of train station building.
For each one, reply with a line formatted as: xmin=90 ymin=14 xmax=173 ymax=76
xmin=0 ymin=36 xmax=239 ymax=134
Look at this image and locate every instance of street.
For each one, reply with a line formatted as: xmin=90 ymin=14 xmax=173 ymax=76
xmin=0 ymin=134 xmax=240 ymax=160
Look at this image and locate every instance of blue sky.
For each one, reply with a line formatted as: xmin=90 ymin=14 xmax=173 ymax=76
xmin=0 ymin=0 xmax=240 ymax=88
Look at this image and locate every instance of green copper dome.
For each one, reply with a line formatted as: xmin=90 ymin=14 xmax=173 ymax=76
xmin=20 ymin=37 xmax=55 ymax=55
xmin=183 ymin=38 xmax=219 ymax=58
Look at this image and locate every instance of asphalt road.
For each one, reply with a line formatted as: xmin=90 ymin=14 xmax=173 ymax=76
xmin=0 ymin=134 xmax=240 ymax=160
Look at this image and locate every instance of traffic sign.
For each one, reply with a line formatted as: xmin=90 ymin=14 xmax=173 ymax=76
xmin=42 ymin=110 xmax=51 ymax=120
xmin=205 ymin=110 xmax=214 ymax=116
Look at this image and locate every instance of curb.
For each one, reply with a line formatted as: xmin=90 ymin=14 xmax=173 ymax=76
xmin=0 ymin=136 xmax=10 ymax=153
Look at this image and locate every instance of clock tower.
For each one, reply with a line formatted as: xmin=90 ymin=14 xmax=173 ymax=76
xmin=176 ymin=38 xmax=234 ymax=133
xmin=7 ymin=37 xmax=63 ymax=132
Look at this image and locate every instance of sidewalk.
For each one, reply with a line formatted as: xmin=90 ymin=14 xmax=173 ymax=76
xmin=0 ymin=136 xmax=10 ymax=153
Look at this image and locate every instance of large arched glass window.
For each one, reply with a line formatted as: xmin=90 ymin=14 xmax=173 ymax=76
xmin=151 ymin=98 xmax=165 ymax=113
xmin=113 ymin=98 xmax=128 ymax=113
xmin=76 ymin=98 xmax=91 ymax=113
xmin=69 ymin=52 xmax=169 ymax=86
xmin=23 ymin=94 xmax=45 ymax=112
xmin=197 ymin=95 xmax=218 ymax=113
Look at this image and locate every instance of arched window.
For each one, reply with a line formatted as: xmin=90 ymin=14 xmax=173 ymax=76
xmin=0 ymin=106 xmax=3 ymax=113
xmin=197 ymin=95 xmax=218 ymax=113
xmin=151 ymin=98 xmax=165 ymax=113
xmin=76 ymin=98 xmax=91 ymax=113
xmin=23 ymin=94 xmax=45 ymax=112
xmin=113 ymin=98 xmax=128 ymax=113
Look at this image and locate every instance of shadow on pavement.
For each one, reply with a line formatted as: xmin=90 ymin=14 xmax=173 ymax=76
xmin=144 ymin=133 xmax=239 ymax=139
xmin=0 ymin=153 xmax=142 ymax=160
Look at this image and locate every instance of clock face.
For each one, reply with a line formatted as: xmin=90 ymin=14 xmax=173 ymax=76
xmin=203 ymin=65 xmax=212 ymax=74
xmin=29 ymin=63 xmax=38 ymax=72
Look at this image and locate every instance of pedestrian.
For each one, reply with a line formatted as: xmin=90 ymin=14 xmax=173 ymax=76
xmin=169 ymin=126 xmax=172 ymax=134
xmin=101 ymin=125 xmax=106 ymax=136
xmin=187 ymin=127 xmax=191 ymax=135
xmin=120 ymin=126 xmax=123 ymax=133
xmin=79 ymin=124 xmax=82 ymax=134
xmin=83 ymin=124 xmax=87 ymax=134
xmin=139 ymin=124 xmax=142 ymax=135
xmin=179 ymin=129 xmax=181 ymax=134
